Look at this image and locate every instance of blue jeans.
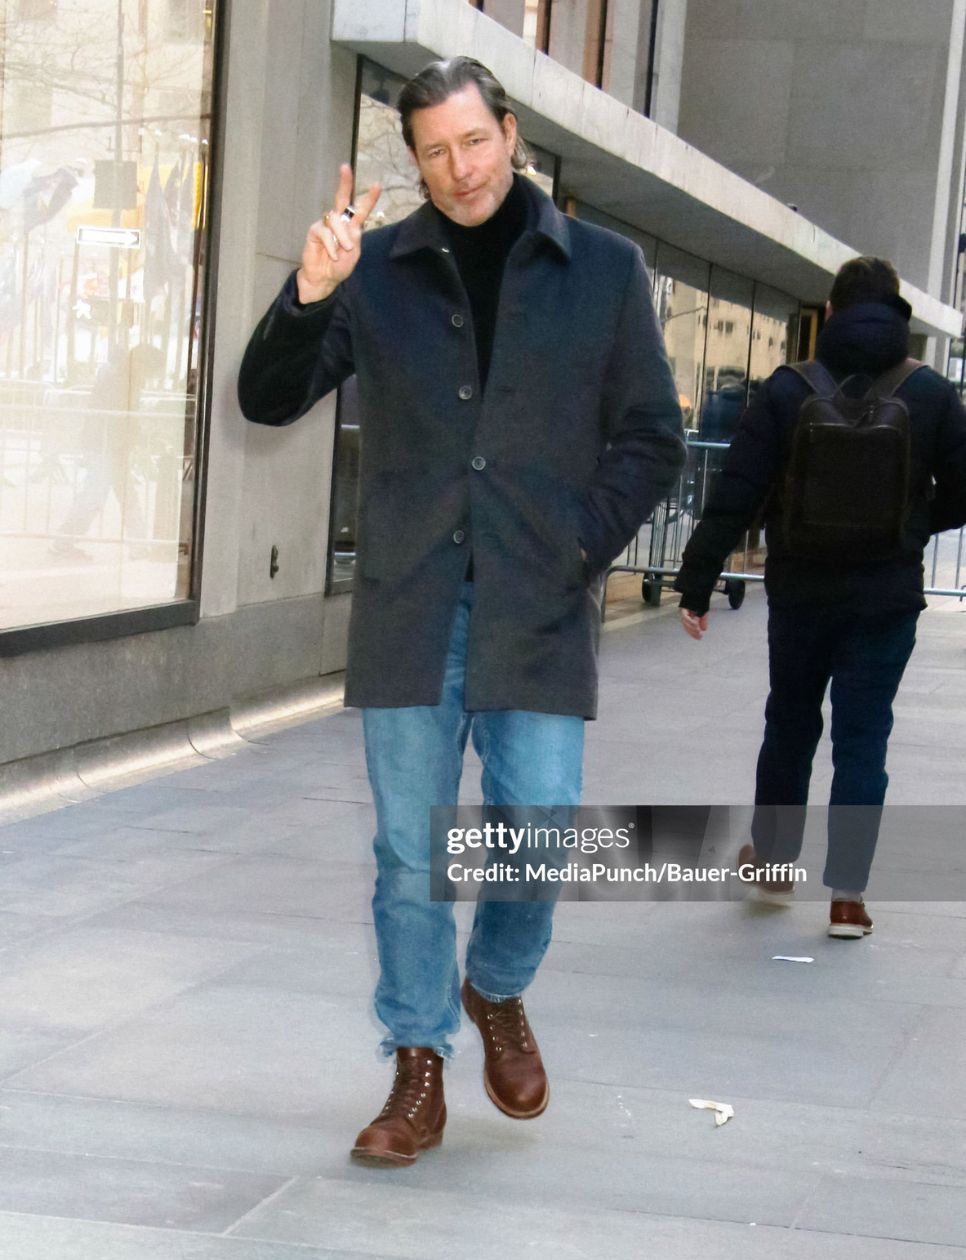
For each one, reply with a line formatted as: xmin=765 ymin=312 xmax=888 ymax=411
xmin=752 ymin=604 xmax=919 ymax=892
xmin=362 ymin=584 xmax=585 ymax=1058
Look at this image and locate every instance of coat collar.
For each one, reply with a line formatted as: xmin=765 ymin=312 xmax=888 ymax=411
xmin=388 ymin=174 xmax=572 ymax=261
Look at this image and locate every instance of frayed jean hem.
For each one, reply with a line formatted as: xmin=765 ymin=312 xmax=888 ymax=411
xmin=379 ymin=1035 xmax=453 ymax=1060
xmin=464 ymin=977 xmax=519 ymax=1004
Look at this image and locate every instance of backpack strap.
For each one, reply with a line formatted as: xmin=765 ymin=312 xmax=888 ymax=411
xmin=788 ymin=357 xmax=925 ymax=401
xmin=867 ymin=357 xmax=925 ymax=400
xmin=786 ymin=360 xmax=840 ymax=396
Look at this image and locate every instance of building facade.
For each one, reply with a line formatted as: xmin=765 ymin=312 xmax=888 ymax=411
xmin=0 ymin=0 xmax=963 ymax=797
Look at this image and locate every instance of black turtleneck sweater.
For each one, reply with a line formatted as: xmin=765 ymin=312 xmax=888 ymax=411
xmin=434 ymin=174 xmax=528 ymax=392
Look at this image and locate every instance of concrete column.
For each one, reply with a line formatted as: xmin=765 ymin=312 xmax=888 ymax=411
xmin=651 ymin=0 xmax=687 ymax=133
xmin=199 ymin=0 xmax=270 ymax=618
xmin=547 ymin=0 xmax=598 ymax=81
xmin=604 ymin=0 xmax=647 ymax=109
xmin=235 ymin=0 xmax=357 ymax=613
xmin=930 ymin=0 xmax=966 ymax=303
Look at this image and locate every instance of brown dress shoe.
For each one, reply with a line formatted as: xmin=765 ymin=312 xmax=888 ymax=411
xmin=461 ymin=979 xmax=549 ymax=1119
xmin=828 ymin=899 xmax=874 ymax=939
xmin=351 ymin=1047 xmax=445 ymax=1167
xmin=737 ymin=842 xmax=795 ymax=905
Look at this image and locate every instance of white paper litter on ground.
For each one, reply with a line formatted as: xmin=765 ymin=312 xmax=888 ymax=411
xmin=771 ymin=955 xmax=815 ymax=963
xmin=689 ymin=1098 xmax=734 ymax=1126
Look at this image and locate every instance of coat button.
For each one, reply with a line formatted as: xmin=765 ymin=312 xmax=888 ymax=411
xmin=458 ymin=384 xmax=473 ymax=400
xmin=471 ymin=455 xmax=486 ymax=471
xmin=451 ymin=313 xmax=465 ymax=328
xmin=452 ymin=529 xmax=466 ymax=544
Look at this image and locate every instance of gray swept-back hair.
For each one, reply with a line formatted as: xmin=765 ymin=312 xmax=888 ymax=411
xmin=397 ymin=56 xmax=530 ymax=183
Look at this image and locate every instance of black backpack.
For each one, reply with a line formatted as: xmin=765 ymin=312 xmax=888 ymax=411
xmin=782 ymin=358 xmax=924 ymax=558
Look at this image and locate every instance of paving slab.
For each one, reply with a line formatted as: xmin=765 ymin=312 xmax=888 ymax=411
xmin=0 ymin=1090 xmax=346 ymax=1178
xmin=4 ymin=985 xmax=381 ymax=1118
xmin=0 ymin=925 xmax=262 ymax=1036
xmin=0 ymin=592 xmax=964 ymax=1255
xmin=228 ymin=1176 xmax=966 ymax=1259
xmin=870 ymin=1005 xmax=966 ymax=1119
xmin=134 ymin=854 xmax=373 ymax=920
xmin=798 ymin=1171 xmax=966 ymax=1249
xmin=0 ymin=849 xmax=233 ymax=919
xmin=0 ymin=1213 xmax=407 ymax=1260
xmin=0 ymin=1148 xmax=286 ymax=1233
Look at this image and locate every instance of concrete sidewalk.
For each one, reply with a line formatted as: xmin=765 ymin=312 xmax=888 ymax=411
xmin=1 ymin=587 xmax=965 ymax=1259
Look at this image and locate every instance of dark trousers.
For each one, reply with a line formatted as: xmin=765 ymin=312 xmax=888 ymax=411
xmin=751 ymin=604 xmax=919 ymax=892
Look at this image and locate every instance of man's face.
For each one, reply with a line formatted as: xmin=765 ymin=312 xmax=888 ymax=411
xmin=409 ymin=84 xmax=517 ymax=227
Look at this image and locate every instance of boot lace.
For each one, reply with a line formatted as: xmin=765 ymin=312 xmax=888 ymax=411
xmin=380 ymin=1055 xmax=437 ymax=1122
xmin=484 ymin=997 xmax=531 ymax=1053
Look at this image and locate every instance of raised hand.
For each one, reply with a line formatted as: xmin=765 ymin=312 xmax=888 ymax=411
xmin=297 ymin=163 xmax=381 ymax=304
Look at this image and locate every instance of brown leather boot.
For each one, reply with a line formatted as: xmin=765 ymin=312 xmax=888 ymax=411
xmin=461 ymin=979 xmax=549 ymax=1119
xmin=351 ymin=1047 xmax=445 ymax=1167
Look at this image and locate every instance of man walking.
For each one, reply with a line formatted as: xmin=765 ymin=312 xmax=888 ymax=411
xmin=238 ymin=57 xmax=684 ymax=1164
xmin=675 ymin=257 xmax=966 ymax=938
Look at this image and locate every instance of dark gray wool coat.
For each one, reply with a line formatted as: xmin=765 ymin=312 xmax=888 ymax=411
xmin=238 ymin=176 xmax=684 ymax=717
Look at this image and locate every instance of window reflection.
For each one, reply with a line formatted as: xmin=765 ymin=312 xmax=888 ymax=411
xmin=355 ymin=66 xmax=424 ymax=234
xmin=0 ymin=0 xmax=215 ymax=629
xmin=652 ymin=243 xmax=709 ymax=432
xmin=700 ymin=267 xmax=752 ymax=442
xmin=749 ymin=284 xmax=799 ymax=397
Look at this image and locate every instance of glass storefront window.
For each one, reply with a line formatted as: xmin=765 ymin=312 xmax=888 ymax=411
xmin=0 ymin=0 xmax=216 ymax=631
xmin=354 ymin=63 xmax=424 ymax=233
xmin=328 ymin=58 xmax=559 ymax=592
xmin=699 ymin=266 xmax=753 ymax=441
xmin=652 ymin=242 xmax=709 ymax=432
xmin=749 ymin=284 xmax=799 ymax=397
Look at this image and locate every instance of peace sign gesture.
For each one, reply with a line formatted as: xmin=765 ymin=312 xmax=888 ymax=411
xmin=296 ymin=163 xmax=382 ymax=304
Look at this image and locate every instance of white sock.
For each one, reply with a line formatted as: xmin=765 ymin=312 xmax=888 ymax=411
xmin=831 ymin=888 xmax=864 ymax=903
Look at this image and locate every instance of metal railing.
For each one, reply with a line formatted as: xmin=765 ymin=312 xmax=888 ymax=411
xmin=602 ymin=435 xmax=966 ymax=615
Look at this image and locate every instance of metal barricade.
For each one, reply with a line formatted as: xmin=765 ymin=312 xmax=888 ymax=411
xmin=601 ymin=434 xmax=966 ymax=616
xmin=601 ymin=437 xmax=761 ymax=617
xmin=926 ymin=526 xmax=966 ymax=599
